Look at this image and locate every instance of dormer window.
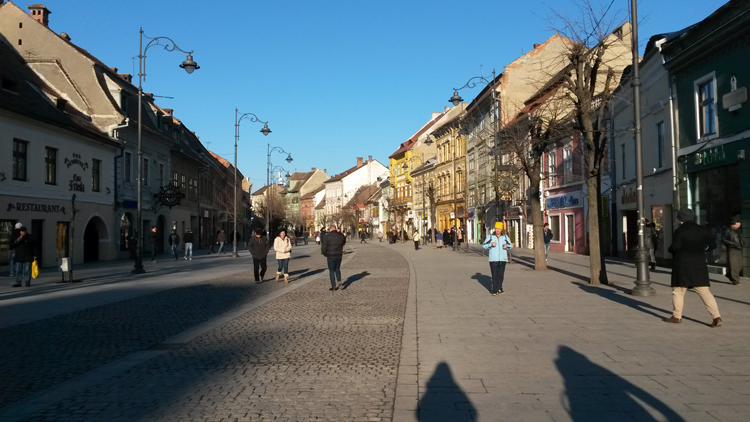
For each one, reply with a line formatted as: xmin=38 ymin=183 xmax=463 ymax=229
xmin=120 ymin=91 xmax=128 ymax=113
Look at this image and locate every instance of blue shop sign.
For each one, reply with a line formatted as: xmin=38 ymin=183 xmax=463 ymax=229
xmin=546 ymin=192 xmax=582 ymax=209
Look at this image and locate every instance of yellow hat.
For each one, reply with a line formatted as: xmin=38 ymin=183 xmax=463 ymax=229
xmin=494 ymin=222 xmax=503 ymax=229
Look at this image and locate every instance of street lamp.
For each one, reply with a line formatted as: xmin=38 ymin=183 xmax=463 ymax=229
xmin=133 ymin=27 xmax=199 ymax=275
xmin=450 ymin=71 xmax=499 ymax=241
xmin=266 ymin=145 xmax=293 ymax=235
xmin=233 ymin=110 xmax=271 ymax=257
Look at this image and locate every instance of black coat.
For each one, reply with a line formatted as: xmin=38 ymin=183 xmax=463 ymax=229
xmin=321 ymin=230 xmax=346 ymax=256
xmin=183 ymin=231 xmax=195 ymax=243
xmin=668 ymin=221 xmax=716 ymax=287
xmin=248 ymin=236 xmax=270 ymax=259
xmin=10 ymin=233 xmax=37 ymax=262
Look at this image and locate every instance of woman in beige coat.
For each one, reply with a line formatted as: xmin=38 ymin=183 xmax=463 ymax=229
xmin=273 ymin=229 xmax=292 ymax=282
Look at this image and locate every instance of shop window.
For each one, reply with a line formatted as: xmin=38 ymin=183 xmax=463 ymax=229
xmin=656 ymin=121 xmax=665 ymax=168
xmin=549 ymin=214 xmax=561 ymax=242
xmin=691 ymin=164 xmax=741 ymax=265
xmin=45 ymin=147 xmax=57 ymax=185
xmin=13 ymin=139 xmax=28 ymax=181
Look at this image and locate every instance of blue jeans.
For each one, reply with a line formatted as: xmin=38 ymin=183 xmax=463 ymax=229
xmin=544 ymin=243 xmax=550 ymax=259
xmin=171 ymin=244 xmax=179 ymax=260
xmin=184 ymin=243 xmax=193 ymax=259
xmin=327 ymin=255 xmax=342 ymax=288
xmin=151 ymin=244 xmax=157 ymax=261
xmin=15 ymin=262 xmax=31 ymax=285
xmin=218 ymin=242 xmax=225 ymax=254
xmin=8 ymin=250 xmax=16 ymax=275
xmin=489 ymin=261 xmax=507 ymax=293
xmin=277 ymin=258 xmax=289 ymax=274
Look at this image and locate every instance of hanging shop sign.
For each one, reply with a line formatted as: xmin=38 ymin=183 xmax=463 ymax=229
xmin=154 ymin=185 xmax=184 ymax=209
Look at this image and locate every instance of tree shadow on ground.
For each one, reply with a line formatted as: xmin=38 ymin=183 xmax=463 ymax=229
xmin=342 ymin=271 xmax=370 ymax=289
xmin=417 ymin=362 xmax=476 ymax=422
xmin=555 ymin=346 xmax=686 ymax=421
xmin=470 ymin=272 xmax=492 ymax=293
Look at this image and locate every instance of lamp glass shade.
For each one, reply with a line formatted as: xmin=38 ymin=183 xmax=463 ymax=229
xmin=261 ymin=124 xmax=271 ymax=136
xmin=180 ymin=54 xmax=200 ymax=74
xmin=285 ymin=154 xmax=293 ymax=163
xmin=449 ymin=91 xmax=462 ymax=106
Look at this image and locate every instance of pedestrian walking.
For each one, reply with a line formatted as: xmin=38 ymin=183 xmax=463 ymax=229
xmin=457 ymin=227 xmax=463 ymax=246
xmin=723 ymin=215 xmax=744 ymax=285
xmin=273 ymin=229 xmax=292 ymax=283
xmin=664 ymin=208 xmax=723 ymax=327
xmin=377 ymin=230 xmax=383 ymax=242
xmin=183 ymin=228 xmax=194 ymax=260
xmin=248 ymin=230 xmax=270 ymax=283
xmin=168 ymin=229 xmax=181 ymax=261
xmin=542 ymin=223 xmax=553 ymax=263
xmin=7 ymin=222 xmax=21 ymax=276
xmin=149 ymin=226 xmax=158 ymax=262
xmin=9 ymin=226 xmax=37 ymax=287
xmin=436 ymin=230 xmax=443 ymax=248
xmin=643 ymin=219 xmax=657 ymax=271
xmin=321 ymin=224 xmax=346 ymax=290
xmin=360 ymin=229 xmax=367 ymax=244
xmin=442 ymin=229 xmax=451 ymax=248
xmin=413 ymin=230 xmax=421 ymax=250
xmin=482 ymin=222 xmax=513 ymax=296
xmin=217 ymin=230 xmax=227 ymax=254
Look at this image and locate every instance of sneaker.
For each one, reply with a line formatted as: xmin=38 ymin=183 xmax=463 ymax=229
xmin=663 ymin=316 xmax=682 ymax=324
xmin=12 ymin=283 xmax=22 ymax=287
xmin=329 ymin=287 xmax=336 ymax=291
xmin=8 ymin=274 xmax=14 ymax=277
xmin=184 ymin=257 xmax=188 ymax=260
xmin=492 ymin=291 xmax=498 ymax=296
xmin=711 ymin=317 xmax=723 ymax=328
xmin=498 ymin=289 xmax=505 ymax=294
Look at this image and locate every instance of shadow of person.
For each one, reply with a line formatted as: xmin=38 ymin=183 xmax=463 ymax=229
xmin=341 ymin=271 xmax=370 ymax=289
xmin=470 ymin=272 xmax=492 ymax=293
xmin=417 ymin=362 xmax=476 ymax=422
xmin=555 ymin=346 xmax=685 ymax=421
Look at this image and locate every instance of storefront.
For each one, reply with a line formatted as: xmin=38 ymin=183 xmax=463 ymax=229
xmin=545 ymin=190 xmax=585 ymax=255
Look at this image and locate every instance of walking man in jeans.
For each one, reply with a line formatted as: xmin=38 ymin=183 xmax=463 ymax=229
xmin=482 ymin=222 xmax=513 ymax=296
xmin=542 ymin=222 xmax=553 ymax=263
xmin=168 ymin=229 xmax=181 ymax=261
xmin=248 ymin=230 xmax=270 ymax=282
xmin=321 ymin=224 xmax=346 ymax=291
xmin=183 ymin=228 xmax=195 ymax=260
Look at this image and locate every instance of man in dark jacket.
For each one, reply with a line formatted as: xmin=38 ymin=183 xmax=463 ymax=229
xmin=8 ymin=222 xmax=22 ymax=276
xmin=248 ymin=230 xmax=270 ymax=282
xmin=183 ymin=228 xmax=195 ymax=260
xmin=665 ymin=208 xmax=722 ymax=327
xmin=149 ymin=226 xmax=158 ymax=262
xmin=542 ymin=223 xmax=553 ymax=263
xmin=722 ymin=215 xmax=744 ymax=285
xmin=321 ymin=224 xmax=346 ymax=291
xmin=9 ymin=226 xmax=37 ymax=287
xmin=168 ymin=229 xmax=181 ymax=261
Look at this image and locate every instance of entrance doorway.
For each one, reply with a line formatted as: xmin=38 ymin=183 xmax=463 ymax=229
xmin=623 ymin=210 xmax=638 ymax=259
xmin=83 ymin=219 xmax=99 ymax=262
xmin=565 ymin=214 xmax=575 ymax=252
xmin=32 ymin=220 xmax=43 ymax=267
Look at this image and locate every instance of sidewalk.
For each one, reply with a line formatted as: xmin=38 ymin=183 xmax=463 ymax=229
xmin=391 ymin=242 xmax=750 ymax=422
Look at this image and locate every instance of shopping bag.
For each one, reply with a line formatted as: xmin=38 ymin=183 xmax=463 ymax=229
xmin=31 ymin=259 xmax=39 ymax=279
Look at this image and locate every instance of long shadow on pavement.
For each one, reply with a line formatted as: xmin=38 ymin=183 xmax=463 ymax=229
xmin=555 ymin=346 xmax=686 ymax=421
xmin=470 ymin=272 xmax=492 ymax=293
xmin=342 ymin=271 xmax=370 ymax=289
xmin=417 ymin=362 xmax=476 ymax=422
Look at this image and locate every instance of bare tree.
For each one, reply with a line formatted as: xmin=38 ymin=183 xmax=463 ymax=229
xmin=550 ymin=0 xmax=631 ymax=283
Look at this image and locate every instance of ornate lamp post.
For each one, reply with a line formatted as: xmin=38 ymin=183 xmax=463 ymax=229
xmin=450 ymin=70 xmax=499 ymax=240
xmin=266 ymin=145 xmax=293 ymax=235
xmin=133 ymin=27 xmax=199 ymax=275
xmin=232 ymin=110 xmax=271 ymax=257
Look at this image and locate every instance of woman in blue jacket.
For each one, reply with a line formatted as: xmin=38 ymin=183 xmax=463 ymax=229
xmin=482 ymin=222 xmax=513 ymax=295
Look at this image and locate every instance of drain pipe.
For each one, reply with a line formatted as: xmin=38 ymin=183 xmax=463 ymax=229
xmin=111 ymin=119 xmax=130 ymax=257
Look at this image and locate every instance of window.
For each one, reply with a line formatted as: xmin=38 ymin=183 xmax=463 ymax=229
xmin=549 ymin=214 xmax=561 ymax=242
xmin=656 ymin=121 xmax=665 ymax=168
xmin=621 ymin=144 xmax=626 ymax=180
xmin=547 ymin=149 xmax=557 ymax=187
xmin=92 ymin=159 xmax=101 ymax=192
xmin=124 ymin=152 xmax=132 ymax=182
xmin=45 ymin=147 xmax=57 ymax=185
xmin=173 ymin=171 xmax=178 ymax=187
xmin=143 ymin=158 xmax=149 ymax=186
xmin=13 ymin=139 xmax=28 ymax=181
xmin=159 ymin=163 xmax=165 ymax=185
xmin=181 ymin=174 xmax=186 ymax=193
xmin=697 ymin=77 xmax=716 ymax=139
xmin=563 ymin=144 xmax=573 ymax=184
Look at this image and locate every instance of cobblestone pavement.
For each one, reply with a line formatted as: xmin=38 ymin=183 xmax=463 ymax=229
xmin=0 ymin=243 xmax=410 ymax=421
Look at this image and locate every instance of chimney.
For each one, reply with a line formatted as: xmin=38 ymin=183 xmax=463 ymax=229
xmin=368 ymin=155 xmax=372 ymax=162
xmin=28 ymin=4 xmax=51 ymax=27
xmin=118 ymin=73 xmax=133 ymax=83
xmin=60 ymin=32 xmax=70 ymax=42
xmin=533 ymin=43 xmax=542 ymax=49
xmin=311 ymin=167 xmax=316 ymax=171
xmin=444 ymin=106 xmax=450 ymax=112
xmin=357 ymin=157 xmax=363 ymax=166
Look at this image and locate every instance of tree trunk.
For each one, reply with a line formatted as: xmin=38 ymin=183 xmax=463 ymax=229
xmin=586 ymin=166 xmax=605 ymax=284
xmin=528 ymin=174 xmax=548 ymax=271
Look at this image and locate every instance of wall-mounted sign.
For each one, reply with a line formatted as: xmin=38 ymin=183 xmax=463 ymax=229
xmin=69 ymin=174 xmax=85 ymax=192
xmin=694 ymin=145 xmax=726 ymax=167
xmin=7 ymin=202 xmax=66 ymax=214
xmin=621 ymin=186 xmax=637 ymax=205
xmin=154 ymin=185 xmax=184 ymax=209
xmin=723 ymin=76 xmax=746 ymax=112
xmin=546 ymin=192 xmax=582 ymax=209
xmin=64 ymin=153 xmax=88 ymax=171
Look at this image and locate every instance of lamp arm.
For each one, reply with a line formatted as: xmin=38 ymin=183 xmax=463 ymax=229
xmin=452 ymin=75 xmax=492 ymax=92
xmin=238 ymin=112 xmax=267 ymax=126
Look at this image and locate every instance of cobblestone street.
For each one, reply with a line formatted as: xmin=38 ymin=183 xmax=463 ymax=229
xmin=0 ymin=244 xmax=409 ymax=421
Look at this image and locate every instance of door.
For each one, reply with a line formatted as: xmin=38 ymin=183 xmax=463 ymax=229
xmin=624 ymin=210 xmax=638 ymax=258
xmin=32 ymin=219 xmax=43 ymax=267
xmin=83 ymin=220 xmax=99 ymax=262
xmin=565 ymin=214 xmax=575 ymax=252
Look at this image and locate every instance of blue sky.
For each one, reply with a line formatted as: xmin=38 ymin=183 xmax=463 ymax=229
xmin=30 ymin=0 xmax=726 ymax=188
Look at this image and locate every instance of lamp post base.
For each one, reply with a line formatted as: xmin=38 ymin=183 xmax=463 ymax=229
xmin=630 ymin=247 xmax=656 ymax=296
